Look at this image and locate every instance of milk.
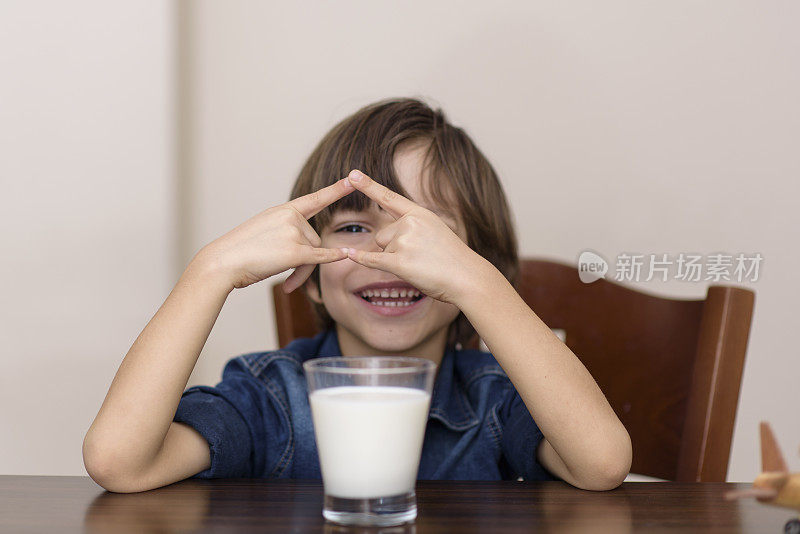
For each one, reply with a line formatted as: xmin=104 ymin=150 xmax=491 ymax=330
xmin=309 ymin=386 xmax=431 ymax=499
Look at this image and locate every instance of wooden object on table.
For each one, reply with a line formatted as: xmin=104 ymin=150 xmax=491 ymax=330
xmin=725 ymin=421 xmax=800 ymax=515
xmin=272 ymin=258 xmax=755 ymax=482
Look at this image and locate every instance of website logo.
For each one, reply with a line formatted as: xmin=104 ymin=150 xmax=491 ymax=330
xmin=576 ymin=251 xmax=762 ymax=284
xmin=578 ymin=250 xmax=609 ymax=284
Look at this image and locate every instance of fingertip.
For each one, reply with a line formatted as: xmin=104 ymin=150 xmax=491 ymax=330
xmin=348 ymin=169 xmax=364 ymax=183
xmin=324 ymin=247 xmax=351 ymax=263
xmin=349 ymin=249 xmax=371 ymax=266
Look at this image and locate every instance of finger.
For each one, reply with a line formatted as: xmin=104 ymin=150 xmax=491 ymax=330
xmin=285 ymin=247 xmax=349 ymax=293
xmin=297 ymin=218 xmax=322 ymax=247
xmin=374 ymin=221 xmax=400 ymax=250
xmin=289 ymin=177 xmax=354 ymax=220
xmin=344 ymin=247 xmax=397 ymax=274
xmin=346 ymin=169 xmax=418 ymax=220
xmin=300 ymin=246 xmax=350 ymax=266
xmin=282 ymin=264 xmax=315 ymax=294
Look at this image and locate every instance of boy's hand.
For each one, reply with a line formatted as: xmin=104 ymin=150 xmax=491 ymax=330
xmin=197 ymin=178 xmax=355 ymax=291
xmin=342 ymin=169 xmax=493 ymax=306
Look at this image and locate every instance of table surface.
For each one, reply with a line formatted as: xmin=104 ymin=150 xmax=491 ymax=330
xmin=1 ymin=476 xmax=797 ymax=533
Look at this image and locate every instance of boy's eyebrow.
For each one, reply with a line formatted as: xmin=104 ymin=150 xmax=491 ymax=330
xmin=330 ymin=208 xmax=369 ymax=217
xmin=332 ymin=205 xmax=458 ymax=223
xmin=426 ymin=207 xmax=457 ymax=222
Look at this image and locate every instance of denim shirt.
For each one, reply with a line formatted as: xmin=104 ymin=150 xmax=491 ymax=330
xmin=173 ymin=328 xmax=558 ymax=481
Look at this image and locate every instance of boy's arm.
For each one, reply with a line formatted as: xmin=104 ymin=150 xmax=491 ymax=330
xmin=83 ymin=252 xmax=232 ymax=492
xmin=83 ymin=179 xmax=356 ymax=492
xmin=338 ymin=171 xmax=631 ymax=490
xmin=459 ymin=259 xmax=632 ymax=491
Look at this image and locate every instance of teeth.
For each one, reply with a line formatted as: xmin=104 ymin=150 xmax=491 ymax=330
xmin=368 ymin=300 xmax=411 ymax=307
xmin=361 ymin=297 xmax=415 ymax=307
xmin=358 ymin=288 xmax=423 ymax=299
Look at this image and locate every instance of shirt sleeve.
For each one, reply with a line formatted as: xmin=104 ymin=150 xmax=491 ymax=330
xmin=497 ymin=385 xmax=560 ymax=481
xmin=173 ymin=357 xmax=288 ymax=479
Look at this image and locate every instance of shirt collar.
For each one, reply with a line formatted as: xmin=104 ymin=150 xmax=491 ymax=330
xmin=316 ymin=327 xmax=342 ymax=358
xmin=428 ymin=343 xmax=480 ymax=431
xmin=313 ymin=329 xmax=479 ymax=431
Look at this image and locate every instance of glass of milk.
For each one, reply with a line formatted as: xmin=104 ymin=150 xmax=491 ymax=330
xmin=304 ymin=356 xmax=436 ymax=527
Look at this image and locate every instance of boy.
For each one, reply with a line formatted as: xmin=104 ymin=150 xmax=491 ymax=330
xmin=83 ymin=98 xmax=631 ymax=493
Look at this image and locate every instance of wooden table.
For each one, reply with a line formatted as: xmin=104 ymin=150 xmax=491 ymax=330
xmin=1 ymin=476 xmax=797 ymax=533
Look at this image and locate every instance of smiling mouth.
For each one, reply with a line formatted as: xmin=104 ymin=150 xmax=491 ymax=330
xmin=356 ymin=291 xmax=425 ymax=307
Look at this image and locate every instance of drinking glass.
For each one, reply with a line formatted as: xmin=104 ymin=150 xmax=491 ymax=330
xmin=304 ymin=356 xmax=436 ymax=527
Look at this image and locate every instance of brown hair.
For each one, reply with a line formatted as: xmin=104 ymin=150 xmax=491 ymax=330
xmin=289 ymin=97 xmax=519 ymax=349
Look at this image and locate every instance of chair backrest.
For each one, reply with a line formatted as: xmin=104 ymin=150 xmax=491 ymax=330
xmin=272 ymin=258 xmax=755 ymax=482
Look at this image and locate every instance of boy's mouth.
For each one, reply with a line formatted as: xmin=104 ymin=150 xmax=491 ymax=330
xmin=352 ymin=283 xmax=425 ymax=308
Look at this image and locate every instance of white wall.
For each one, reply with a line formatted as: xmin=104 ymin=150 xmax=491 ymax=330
xmin=182 ymin=1 xmax=799 ymax=483
xmin=0 ymin=2 xmax=174 ymax=474
xmin=2 ymin=1 xmax=797 ymax=481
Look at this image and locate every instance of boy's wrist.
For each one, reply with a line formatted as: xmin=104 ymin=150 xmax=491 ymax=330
xmin=185 ymin=249 xmax=235 ymax=295
xmin=451 ymin=256 xmax=509 ymax=311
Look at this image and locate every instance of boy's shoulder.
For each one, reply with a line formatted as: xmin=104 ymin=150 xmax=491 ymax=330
xmin=226 ymin=331 xmax=330 ymax=380
xmin=451 ymin=347 xmax=512 ymax=389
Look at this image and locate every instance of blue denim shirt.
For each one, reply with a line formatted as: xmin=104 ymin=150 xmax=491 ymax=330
xmin=174 ymin=328 xmax=558 ymax=481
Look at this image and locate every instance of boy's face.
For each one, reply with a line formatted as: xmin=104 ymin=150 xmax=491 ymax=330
xmin=305 ymin=142 xmax=467 ymax=362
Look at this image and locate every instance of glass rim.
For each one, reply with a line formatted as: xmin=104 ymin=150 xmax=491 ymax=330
xmin=303 ymin=356 xmax=436 ymax=375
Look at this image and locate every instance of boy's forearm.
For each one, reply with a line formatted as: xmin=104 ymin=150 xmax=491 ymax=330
xmin=84 ymin=251 xmax=233 ymax=475
xmin=457 ymin=261 xmax=631 ymax=486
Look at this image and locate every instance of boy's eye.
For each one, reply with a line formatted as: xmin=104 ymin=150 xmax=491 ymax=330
xmin=335 ymin=224 xmax=368 ymax=233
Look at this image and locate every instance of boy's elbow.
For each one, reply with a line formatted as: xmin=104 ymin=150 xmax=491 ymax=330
xmin=83 ymin=434 xmax=149 ymax=493
xmin=589 ymin=432 xmax=632 ymax=491
xmin=84 ymin=454 xmax=136 ymax=493
xmin=571 ymin=431 xmax=631 ymax=491
xmin=84 ymin=451 xmax=138 ymax=493
xmin=573 ymin=455 xmax=630 ymax=491
xmin=594 ymin=456 xmax=630 ymax=491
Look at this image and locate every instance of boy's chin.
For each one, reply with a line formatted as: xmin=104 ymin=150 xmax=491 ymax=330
xmin=362 ymin=335 xmax=419 ymax=355
xmin=353 ymin=328 xmax=430 ymax=356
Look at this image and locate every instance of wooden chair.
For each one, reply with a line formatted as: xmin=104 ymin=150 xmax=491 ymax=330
xmin=272 ymin=258 xmax=755 ymax=482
